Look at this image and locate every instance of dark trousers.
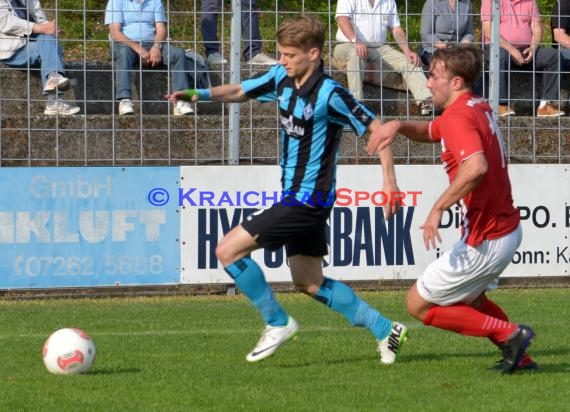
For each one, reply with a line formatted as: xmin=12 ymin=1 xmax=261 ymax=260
xmin=200 ymin=0 xmax=261 ymax=60
xmin=485 ymin=46 xmax=559 ymax=104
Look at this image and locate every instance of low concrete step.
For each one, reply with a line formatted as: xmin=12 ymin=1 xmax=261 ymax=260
xmin=3 ymin=62 xmax=568 ymax=117
xmin=1 ymin=114 xmax=568 ymax=166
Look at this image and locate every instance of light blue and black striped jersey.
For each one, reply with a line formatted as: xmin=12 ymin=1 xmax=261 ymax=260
xmin=242 ymin=62 xmax=376 ymax=205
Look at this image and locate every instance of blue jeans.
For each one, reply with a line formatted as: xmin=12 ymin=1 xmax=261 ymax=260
xmin=0 ymin=34 xmax=65 ymax=95
xmin=110 ymin=42 xmax=190 ymax=100
xmin=200 ymin=0 xmax=261 ymax=60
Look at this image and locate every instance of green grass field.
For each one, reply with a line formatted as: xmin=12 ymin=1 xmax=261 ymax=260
xmin=1 ymin=288 xmax=569 ymax=411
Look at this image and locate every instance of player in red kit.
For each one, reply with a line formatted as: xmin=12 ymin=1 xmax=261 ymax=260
xmin=369 ymin=45 xmax=536 ymax=374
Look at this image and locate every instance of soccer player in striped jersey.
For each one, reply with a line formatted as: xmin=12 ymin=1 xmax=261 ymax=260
xmin=167 ymin=15 xmax=408 ymax=364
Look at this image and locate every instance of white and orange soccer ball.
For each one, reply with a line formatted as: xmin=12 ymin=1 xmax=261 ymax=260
xmin=42 ymin=328 xmax=96 ymax=375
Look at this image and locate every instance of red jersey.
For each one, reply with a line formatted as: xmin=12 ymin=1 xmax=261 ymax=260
xmin=429 ymin=92 xmax=520 ymax=246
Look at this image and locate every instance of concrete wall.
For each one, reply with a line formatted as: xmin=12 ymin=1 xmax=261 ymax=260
xmin=1 ymin=62 xmax=569 ymax=166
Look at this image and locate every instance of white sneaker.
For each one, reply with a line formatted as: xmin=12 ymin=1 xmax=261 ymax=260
xmin=246 ymin=316 xmax=298 ymax=362
xmin=44 ymin=100 xmax=80 ymax=115
xmin=206 ymin=52 xmax=228 ymax=65
xmin=248 ymin=53 xmax=278 ymax=66
xmin=174 ymin=100 xmax=194 ymax=116
xmin=43 ymin=72 xmax=70 ymax=93
xmin=377 ymin=322 xmax=408 ymax=364
xmin=119 ymin=98 xmax=134 ymax=115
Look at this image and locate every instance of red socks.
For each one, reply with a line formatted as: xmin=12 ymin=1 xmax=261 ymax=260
xmin=477 ymin=296 xmax=509 ymax=346
xmin=424 ymin=303 xmax=516 ymax=343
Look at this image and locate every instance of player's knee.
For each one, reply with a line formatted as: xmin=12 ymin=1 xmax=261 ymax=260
xmin=215 ymin=242 xmax=234 ymax=267
xmin=293 ymin=281 xmax=318 ymax=296
xmin=406 ymin=294 xmax=423 ymax=321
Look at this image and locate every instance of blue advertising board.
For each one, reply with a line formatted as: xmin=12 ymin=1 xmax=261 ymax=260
xmin=0 ymin=167 xmax=180 ymax=288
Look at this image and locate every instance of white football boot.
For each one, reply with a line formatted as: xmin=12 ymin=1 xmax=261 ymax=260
xmin=246 ymin=316 xmax=298 ymax=362
xmin=377 ymin=322 xmax=408 ymax=364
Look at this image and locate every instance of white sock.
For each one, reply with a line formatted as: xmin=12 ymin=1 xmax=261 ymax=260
xmin=539 ymin=100 xmax=548 ymax=108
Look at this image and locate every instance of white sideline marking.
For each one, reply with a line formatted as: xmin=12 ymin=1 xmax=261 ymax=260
xmin=0 ymin=322 xmax=424 ymax=340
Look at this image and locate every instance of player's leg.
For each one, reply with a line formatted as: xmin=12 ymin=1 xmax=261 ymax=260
xmin=217 ymin=224 xmax=289 ymax=329
xmin=408 ymin=283 xmax=515 ymax=341
xmin=218 ymin=204 xmax=304 ymax=362
xmin=474 ymin=293 xmax=538 ymax=371
xmin=409 ymin=226 xmax=534 ymax=373
xmin=289 ymin=254 xmax=407 ymax=364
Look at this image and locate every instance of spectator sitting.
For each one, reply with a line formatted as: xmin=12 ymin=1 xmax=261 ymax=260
xmin=201 ymin=0 xmax=277 ymax=66
xmin=419 ymin=0 xmax=474 ymax=66
xmin=104 ymin=0 xmax=195 ymax=116
xmin=0 ymin=0 xmax=80 ymax=115
xmin=334 ymin=0 xmax=433 ymax=116
xmin=481 ymin=0 xmax=564 ymax=117
xmin=551 ymin=0 xmax=570 ymax=71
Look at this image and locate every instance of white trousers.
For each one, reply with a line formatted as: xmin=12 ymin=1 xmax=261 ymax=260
xmin=417 ymin=225 xmax=523 ymax=306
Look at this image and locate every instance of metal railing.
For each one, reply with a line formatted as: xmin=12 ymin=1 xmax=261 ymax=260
xmin=0 ymin=2 xmax=568 ymax=166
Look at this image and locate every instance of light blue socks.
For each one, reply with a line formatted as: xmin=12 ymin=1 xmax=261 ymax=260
xmin=224 ymin=257 xmax=289 ymax=327
xmin=315 ymin=277 xmax=391 ymax=340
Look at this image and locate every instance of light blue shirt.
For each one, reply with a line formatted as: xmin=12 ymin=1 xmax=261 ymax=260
xmin=104 ymin=0 xmax=166 ymax=42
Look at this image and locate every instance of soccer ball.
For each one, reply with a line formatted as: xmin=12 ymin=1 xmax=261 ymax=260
xmin=42 ymin=328 xmax=96 ymax=375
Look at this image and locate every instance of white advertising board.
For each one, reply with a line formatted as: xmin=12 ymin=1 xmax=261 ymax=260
xmin=180 ymin=165 xmax=569 ymax=284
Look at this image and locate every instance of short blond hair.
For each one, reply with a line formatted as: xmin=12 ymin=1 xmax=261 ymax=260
xmin=277 ymin=15 xmax=325 ymax=52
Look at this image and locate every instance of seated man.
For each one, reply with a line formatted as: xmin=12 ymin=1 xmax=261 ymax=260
xmin=334 ymin=0 xmax=433 ymax=116
xmin=104 ymin=0 xmax=194 ymax=116
xmin=0 ymin=0 xmax=80 ymax=115
xmin=481 ymin=0 xmax=564 ymax=117
xmin=551 ymin=0 xmax=570 ymax=71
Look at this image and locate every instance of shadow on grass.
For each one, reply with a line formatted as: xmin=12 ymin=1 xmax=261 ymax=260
xmin=274 ymin=354 xmax=375 ymax=368
xmin=90 ymin=367 xmax=141 ymax=375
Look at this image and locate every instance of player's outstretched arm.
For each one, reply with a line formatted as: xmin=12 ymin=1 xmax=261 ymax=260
xmin=367 ymin=119 xmax=398 ymax=155
xmin=367 ymin=119 xmax=401 ymax=219
xmin=379 ymin=145 xmax=401 ymax=220
xmin=165 ymin=84 xmax=249 ymax=104
xmin=368 ymin=120 xmax=432 ymax=155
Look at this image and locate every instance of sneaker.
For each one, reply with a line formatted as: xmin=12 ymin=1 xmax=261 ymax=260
xmin=174 ymin=100 xmax=194 ymax=116
xmin=44 ymin=100 xmax=80 ymax=115
xmin=119 ymin=98 xmax=134 ymax=115
xmin=248 ymin=53 xmax=278 ymax=66
xmin=206 ymin=52 xmax=228 ymax=65
xmin=517 ymin=353 xmax=540 ymax=371
xmin=43 ymin=72 xmax=70 ymax=93
xmin=377 ymin=321 xmax=408 ymax=364
xmin=492 ymin=352 xmax=539 ymax=372
xmin=418 ymin=99 xmax=433 ymax=116
xmin=536 ymin=103 xmax=565 ymax=117
xmin=495 ymin=325 xmax=535 ymax=374
xmin=498 ymin=104 xmax=515 ymax=117
xmin=246 ymin=316 xmax=298 ymax=362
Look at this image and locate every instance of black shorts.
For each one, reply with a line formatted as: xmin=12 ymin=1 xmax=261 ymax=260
xmin=241 ymin=198 xmax=332 ymax=257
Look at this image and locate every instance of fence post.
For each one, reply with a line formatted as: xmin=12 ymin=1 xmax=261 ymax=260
xmin=228 ymin=0 xmax=242 ymax=165
xmin=489 ymin=0 xmax=500 ymax=115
